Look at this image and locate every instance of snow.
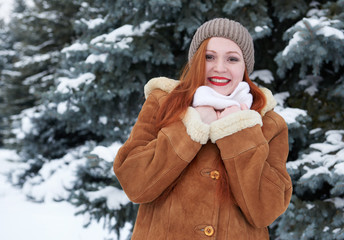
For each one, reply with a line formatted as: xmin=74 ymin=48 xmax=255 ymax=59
xmin=23 ymin=70 xmax=49 ymax=85
xmin=57 ymin=101 xmax=80 ymax=115
xmin=22 ymin=154 xmax=87 ymax=201
xmin=0 ymin=49 xmax=16 ymax=56
xmin=36 ymin=11 xmax=60 ymax=21
xmin=303 ymin=85 xmax=317 ymax=96
xmin=0 ymin=144 xmax=132 ymax=239
xmin=85 ymin=186 xmax=130 ymax=210
xmin=300 ymin=17 xmax=344 ymax=40
xmin=99 ymin=116 xmax=108 ymax=125
xmin=306 ymin=203 xmax=315 ymax=210
xmin=254 ymin=26 xmax=268 ymax=33
xmin=57 ymin=101 xmax=68 ymax=114
xmin=56 ymin=72 xmax=96 ymax=94
xmin=0 ymin=0 xmax=14 ymax=23
xmin=274 ymin=92 xmax=289 ymax=107
xmin=61 ymin=42 xmax=89 ymax=58
xmin=282 ymin=31 xmax=302 ymax=56
xmin=283 ymin=17 xmax=344 ymax=56
xmin=14 ymin=52 xmax=56 ymax=68
xmin=10 ymin=106 xmax=45 ymax=140
xmin=311 ymin=142 xmax=343 ymax=155
xmin=326 ymin=197 xmax=344 ymax=209
xmin=272 ymin=89 xmax=308 ymax=126
xmin=91 ymin=21 xmax=155 ymax=44
xmin=326 ymin=130 xmax=344 ymax=144
xmin=86 ymin=53 xmax=108 ymax=64
xmin=299 ymin=75 xmax=322 ymax=96
xmin=90 ymin=20 xmax=156 ymax=49
xmin=0 ymin=149 xmax=116 ymax=240
xmin=334 ymin=162 xmax=344 ymax=175
xmin=287 ymin=130 xmax=344 ymax=183
xmin=0 ymin=69 xmax=21 ymax=77
xmin=301 ymin=165 xmax=331 ymax=180
xmin=250 ymin=69 xmax=274 ymax=84
xmin=311 ymin=130 xmax=344 ymax=154
xmin=318 ymin=25 xmax=344 ymax=39
xmin=276 ymin=107 xmax=307 ymax=125
xmin=90 ymin=142 xmax=122 ymax=163
xmin=310 ymin=128 xmax=322 ymax=135
xmin=21 ymin=115 xmax=34 ymax=135
xmin=80 ymin=17 xmax=106 ymax=29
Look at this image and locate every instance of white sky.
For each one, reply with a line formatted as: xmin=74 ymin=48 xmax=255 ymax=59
xmin=0 ymin=0 xmax=14 ymax=23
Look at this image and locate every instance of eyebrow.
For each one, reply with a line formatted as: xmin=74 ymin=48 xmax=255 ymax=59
xmin=206 ymin=50 xmax=241 ymax=55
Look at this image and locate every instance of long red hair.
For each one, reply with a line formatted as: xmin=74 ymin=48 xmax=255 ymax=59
xmin=156 ymin=38 xmax=266 ymax=129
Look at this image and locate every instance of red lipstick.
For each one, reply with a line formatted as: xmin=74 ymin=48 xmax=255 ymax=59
xmin=208 ymin=76 xmax=230 ymax=86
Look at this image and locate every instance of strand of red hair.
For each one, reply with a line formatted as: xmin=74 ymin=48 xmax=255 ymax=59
xmin=155 ymin=39 xmax=211 ymax=129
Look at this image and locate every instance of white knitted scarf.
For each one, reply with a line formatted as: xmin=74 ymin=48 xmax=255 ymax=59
xmin=192 ymin=82 xmax=253 ymax=110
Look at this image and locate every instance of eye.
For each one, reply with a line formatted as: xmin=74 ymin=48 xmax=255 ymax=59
xmin=205 ymin=54 xmax=214 ymax=61
xmin=228 ymin=56 xmax=239 ymax=62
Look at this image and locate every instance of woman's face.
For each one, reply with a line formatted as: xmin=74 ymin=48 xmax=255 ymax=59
xmin=205 ymin=37 xmax=246 ymax=96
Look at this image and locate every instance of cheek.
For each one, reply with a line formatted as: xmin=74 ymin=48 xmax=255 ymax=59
xmin=205 ymin=63 xmax=211 ymax=75
xmin=233 ymin=65 xmax=245 ymax=79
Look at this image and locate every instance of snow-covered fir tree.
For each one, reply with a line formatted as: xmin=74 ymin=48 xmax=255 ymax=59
xmin=1 ymin=0 xmax=343 ymax=239
xmin=0 ymin=9 xmax=20 ymax=147
xmin=0 ymin=20 xmax=13 ymax=146
xmin=0 ymin=0 xmax=81 ymax=150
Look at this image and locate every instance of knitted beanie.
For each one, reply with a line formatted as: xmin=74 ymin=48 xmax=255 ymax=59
xmin=188 ymin=18 xmax=254 ymax=74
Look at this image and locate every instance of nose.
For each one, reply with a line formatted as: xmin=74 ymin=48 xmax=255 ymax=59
xmin=214 ymin=59 xmax=227 ymax=73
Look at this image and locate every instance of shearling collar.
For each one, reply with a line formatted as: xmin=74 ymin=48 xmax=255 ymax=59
xmin=144 ymin=77 xmax=276 ymax=116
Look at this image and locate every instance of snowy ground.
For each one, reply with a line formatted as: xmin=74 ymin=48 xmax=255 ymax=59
xmin=0 ymin=149 xmax=113 ymax=240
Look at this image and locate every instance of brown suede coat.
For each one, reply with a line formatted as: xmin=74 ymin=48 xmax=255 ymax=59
xmin=114 ymin=77 xmax=292 ymax=240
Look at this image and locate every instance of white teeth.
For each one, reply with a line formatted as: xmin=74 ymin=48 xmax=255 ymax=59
xmin=210 ymin=78 xmax=230 ymax=83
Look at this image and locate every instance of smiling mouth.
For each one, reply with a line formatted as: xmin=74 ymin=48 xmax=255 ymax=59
xmin=208 ymin=77 xmax=231 ymax=86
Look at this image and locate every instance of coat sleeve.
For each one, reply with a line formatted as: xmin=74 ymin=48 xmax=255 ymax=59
xmin=210 ymin=109 xmax=292 ymax=228
xmin=113 ymin=90 xmax=207 ymax=204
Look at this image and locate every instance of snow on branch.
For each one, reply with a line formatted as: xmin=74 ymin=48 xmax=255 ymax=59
xmin=90 ymin=20 xmax=156 ymax=49
xmin=275 ymin=16 xmax=344 ymax=77
xmin=287 ymin=130 xmax=344 ymax=197
xmin=56 ymin=73 xmax=96 ymax=94
xmin=85 ymin=186 xmax=130 ymax=210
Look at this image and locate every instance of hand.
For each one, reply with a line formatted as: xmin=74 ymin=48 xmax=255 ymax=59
xmin=194 ymin=106 xmax=218 ymax=124
xmin=217 ymin=103 xmax=249 ymax=119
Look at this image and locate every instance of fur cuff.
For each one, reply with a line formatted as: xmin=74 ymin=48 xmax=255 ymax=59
xmin=210 ymin=110 xmax=262 ymax=143
xmin=260 ymin=88 xmax=277 ymax=116
xmin=144 ymin=77 xmax=178 ymax=99
xmin=182 ymin=107 xmax=210 ymax=144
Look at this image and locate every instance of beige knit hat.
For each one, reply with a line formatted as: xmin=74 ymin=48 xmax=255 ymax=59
xmin=188 ymin=18 xmax=254 ymax=74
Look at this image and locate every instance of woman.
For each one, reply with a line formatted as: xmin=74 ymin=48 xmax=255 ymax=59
xmin=114 ymin=18 xmax=292 ymax=239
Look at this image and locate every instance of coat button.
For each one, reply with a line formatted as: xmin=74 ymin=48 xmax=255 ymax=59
xmin=210 ymin=170 xmax=220 ymax=180
xmin=204 ymin=226 xmax=214 ymax=236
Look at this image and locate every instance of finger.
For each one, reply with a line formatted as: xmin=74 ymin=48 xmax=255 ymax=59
xmin=216 ymin=111 xmax=221 ymax=119
xmin=240 ymin=103 xmax=249 ymax=110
